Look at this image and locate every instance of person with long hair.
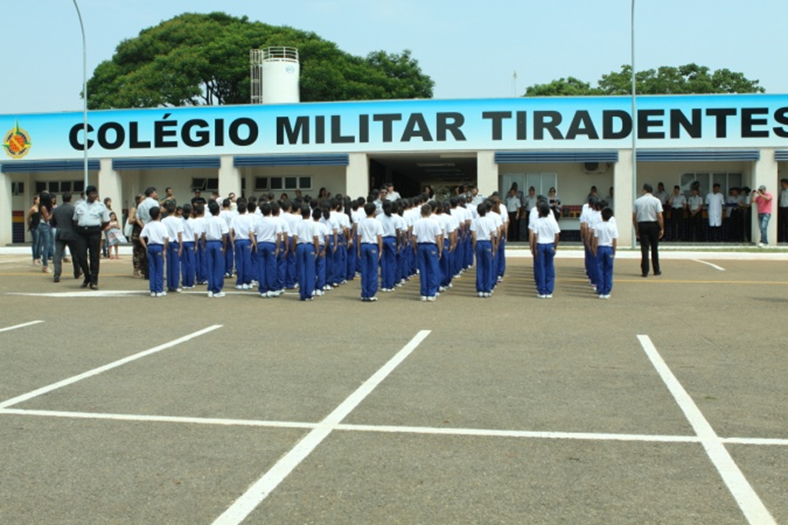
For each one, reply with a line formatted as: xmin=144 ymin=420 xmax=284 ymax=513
xmin=129 ymin=194 xmax=146 ymax=278
xmin=37 ymin=192 xmax=54 ymax=274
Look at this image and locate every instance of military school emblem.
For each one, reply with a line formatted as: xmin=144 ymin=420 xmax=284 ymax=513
xmin=3 ymin=121 xmax=32 ymax=159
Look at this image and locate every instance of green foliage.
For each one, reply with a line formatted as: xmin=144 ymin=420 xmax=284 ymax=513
xmin=523 ymin=64 xmax=764 ymax=97
xmin=87 ymin=12 xmax=434 ymax=109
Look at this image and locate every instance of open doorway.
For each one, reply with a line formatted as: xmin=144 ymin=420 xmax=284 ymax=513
xmin=367 ymin=153 xmax=477 ymax=199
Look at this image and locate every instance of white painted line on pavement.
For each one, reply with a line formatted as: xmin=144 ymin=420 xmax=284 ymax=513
xmin=637 ymin=335 xmax=776 ymax=525
xmin=2 ymin=408 xmax=784 ymax=448
xmin=0 ymin=325 xmax=223 ymax=410
xmin=0 ymin=320 xmax=43 ymax=333
xmin=335 ymin=424 xmax=701 ymax=443
xmin=722 ymin=437 xmax=788 ymax=446
xmin=6 ymin=290 xmax=149 ymax=298
xmin=0 ymin=408 xmax=316 ymax=430
xmin=212 ymin=329 xmax=432 ymax=525
xmin=691 ymin=259 xmax=726 ymax=271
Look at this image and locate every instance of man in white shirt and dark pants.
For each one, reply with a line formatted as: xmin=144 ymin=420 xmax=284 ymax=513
xmin=632 ymin=183 xmax=664 ymax=278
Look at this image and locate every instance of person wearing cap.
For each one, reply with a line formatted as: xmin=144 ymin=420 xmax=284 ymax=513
xmin=632 ymin=183 xmax=664 ymax=277
xmin=752 ymin=185 xmax=773 ymax=246
xmin=72 ymin=185 xmax=110 ymax=290
xmin=191 ymin=189 xmax=207 ymax=207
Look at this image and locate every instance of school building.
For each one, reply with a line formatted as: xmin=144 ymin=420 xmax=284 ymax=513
xmin=2 ymin=93 xmax=787 ymax=247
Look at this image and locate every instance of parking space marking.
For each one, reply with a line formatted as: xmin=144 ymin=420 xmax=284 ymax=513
xmin=212 ymin=329 xmax=432 ymax=525
xmin=0 ymin=325 xmax=223 ymax=410
xmin=0 ymin=320 xmax=43 ymax=333
xmin=637 ymin=335 xmax=776 ymax=525
xmin=692 ymin=259 xmax=726 ymax=271
xmin=0 ymin=408 xmax=316 ymax=430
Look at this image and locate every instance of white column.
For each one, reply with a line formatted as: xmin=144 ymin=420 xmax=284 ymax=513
xmin=346 ymin=153 xmax=368 ymax=198
xmin=615 ymin=148 xmax=635 ymax=248
xmin=0 ymin=168 xmax=12 ymax=245
xmin=98 ymin=158 xmax=122 ymax=213
xmin=476 ymin=151 xmax=498 ymax=196
xmin=752 ymin=148 xmax=779 ymax=245
xmin=218 ymin=155 xmax=241 ymax=199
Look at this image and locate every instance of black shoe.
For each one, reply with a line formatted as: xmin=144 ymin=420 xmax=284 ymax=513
xmin=80 ymin=281 xmax=89 ymax=288
xmin=53 ymin=276 xmax=60 ymax=283
xmin=90 ymin=283 xmax=98 ymax=290
xmin=75 ymin=271 xmax=83 ymax=279
xmin=641 ymin=273 xmax=648 ymax=278
xmin=654 ymin=271 xmax=662 ymax=276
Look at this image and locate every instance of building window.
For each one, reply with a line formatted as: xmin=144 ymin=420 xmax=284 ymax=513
xmin=259 ymin=176 xmax=312 ymax=192
xmin=11 ymin=182 xmax=24 ymax=196
xmin=254 ymin=177 xmax=268 ymax=191
xmin=680 ymin=172 xmax=742 ymax=195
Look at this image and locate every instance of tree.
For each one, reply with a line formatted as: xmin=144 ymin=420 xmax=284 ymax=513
xmin=523 ymin=63 xmax=764 ymax=97
xmin=86 ymin=12 xmax=434 ymax=109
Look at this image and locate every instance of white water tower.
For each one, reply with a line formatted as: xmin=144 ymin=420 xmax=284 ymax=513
xmin=250 ymin=47 xmax=300 ymax=104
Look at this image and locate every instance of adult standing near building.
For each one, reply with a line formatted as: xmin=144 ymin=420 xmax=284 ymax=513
xmin=136 ymin=187 xmax=159 ymax=226
xmin=385 ymin=183 xmax=401 ymax=201
xmin=159 ymin=187 xmax=177 ymax=208
xmin=655 ymin=182 xmax=670 ymax=206
xmin=633 ymin=183 xmax=664 ymax=277
xmin=27 ymin=195 xmax=41 ymax=266
xmin=73 ymin=185 xmax=110 ymax=290
xmin=191 ymin=189 xmax=207 ymax=208
xmin=504 ymin=185 xmax=521 ymax=242
xmin=705 ymin=183 xmax=725 ymax=242
xmin=128 ymin=194 xmax=145 ymax=279
xmin=135 ymin=187 xmax=160 ymax=279
xmin=667 ymin=185 xmax=687 ymax=241
xmin=778 ymin=178 xmax=788 ymax=243
xmin=50 ymin=192 xmax=81 ymax=283
xmin=752 ymin=185 xmax=773 ymax=247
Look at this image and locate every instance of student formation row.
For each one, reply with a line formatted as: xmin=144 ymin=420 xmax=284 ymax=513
xmin=135 ymin=192 xmax=618 ymax=301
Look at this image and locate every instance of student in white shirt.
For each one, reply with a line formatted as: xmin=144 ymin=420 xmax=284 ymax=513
xmin=412 ymin=203 xmax=443 ymax=301
xmin=314 ymin=207 xmax=332 ymax=296
xmin=180 ymin=204 xmax=196 ymax=289
xmin=378 ymin=201 xmax=401 ymax=292
xmin=471 ymin=202 xmax=497 ymax=297
xmin=291 ymin=205 xmax=319 ymax=301
xmin=270 ymin=201 xmax=290 ymax=293
xmin=592 ymin=207 xmax=618 ymax=299
xmin=356 ymin=202 xmax=384 ymax=302
xmin=252 ymin=202 xmax=284 ymax=298
xmin=161 ymin=202 xmax=184 ymax=292
xmin=530 ymin=202 xmax=561 ymax=298
xmin=202 ymin=201 xmax=229 ymax=298
xmin=139 ymin=206 xmax=169 ymax=297
xmin=192 ymin=203 xmax=208 ymax=284
xmin=220 ymin=198 xmax=236 ymax=278
xmin=231 ymin=199 xmax=255 ymax=289
xmin=687 ymin=187 xmax=704 ymax=242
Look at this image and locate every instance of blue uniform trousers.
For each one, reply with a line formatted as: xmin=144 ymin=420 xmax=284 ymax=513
xmin=534 ymin=243 xmax=556 ymax=295
xmin=205 ymin=240 xmax=225 ymax=294
xmin=475 ymin=241 xmax=493 ymax=293
xmin=316 ymin=247 xmax=327 ymax=291
xmin=296 ymin=243 xmax=316 ymax=300
xmin=234 ymin=238 xmax=253 ymax=286
xmin=147 ymin=244 xmax=165 ymax=294
xmin=360 ymin=243 xmax=380 ymax=299
xmin=596 ymin=246 xmax=615 ymax=296
xmin=381 ymin=237 xmax=397 ymax=290
xmin=417 ymin=243 xmax=440 ymax=298
xmin=224 ymin=239 xmax=234 ymax=277
xmin=181 ymin=241 xmax=195 ymax=287
xmin=166 ymin=241 xmax=180 ymax=291
xmin=257 ymin=242 xmax=278 ymax=294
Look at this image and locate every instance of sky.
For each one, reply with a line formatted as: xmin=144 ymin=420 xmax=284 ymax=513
xmin=2 ymin=0 xmax=788 ymax=115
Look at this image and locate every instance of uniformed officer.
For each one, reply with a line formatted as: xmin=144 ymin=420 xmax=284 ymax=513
xmin=632 ymin=183 xmax=664 ymax=277
xmin=73 ymin=185 xmax=110 ymax=290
